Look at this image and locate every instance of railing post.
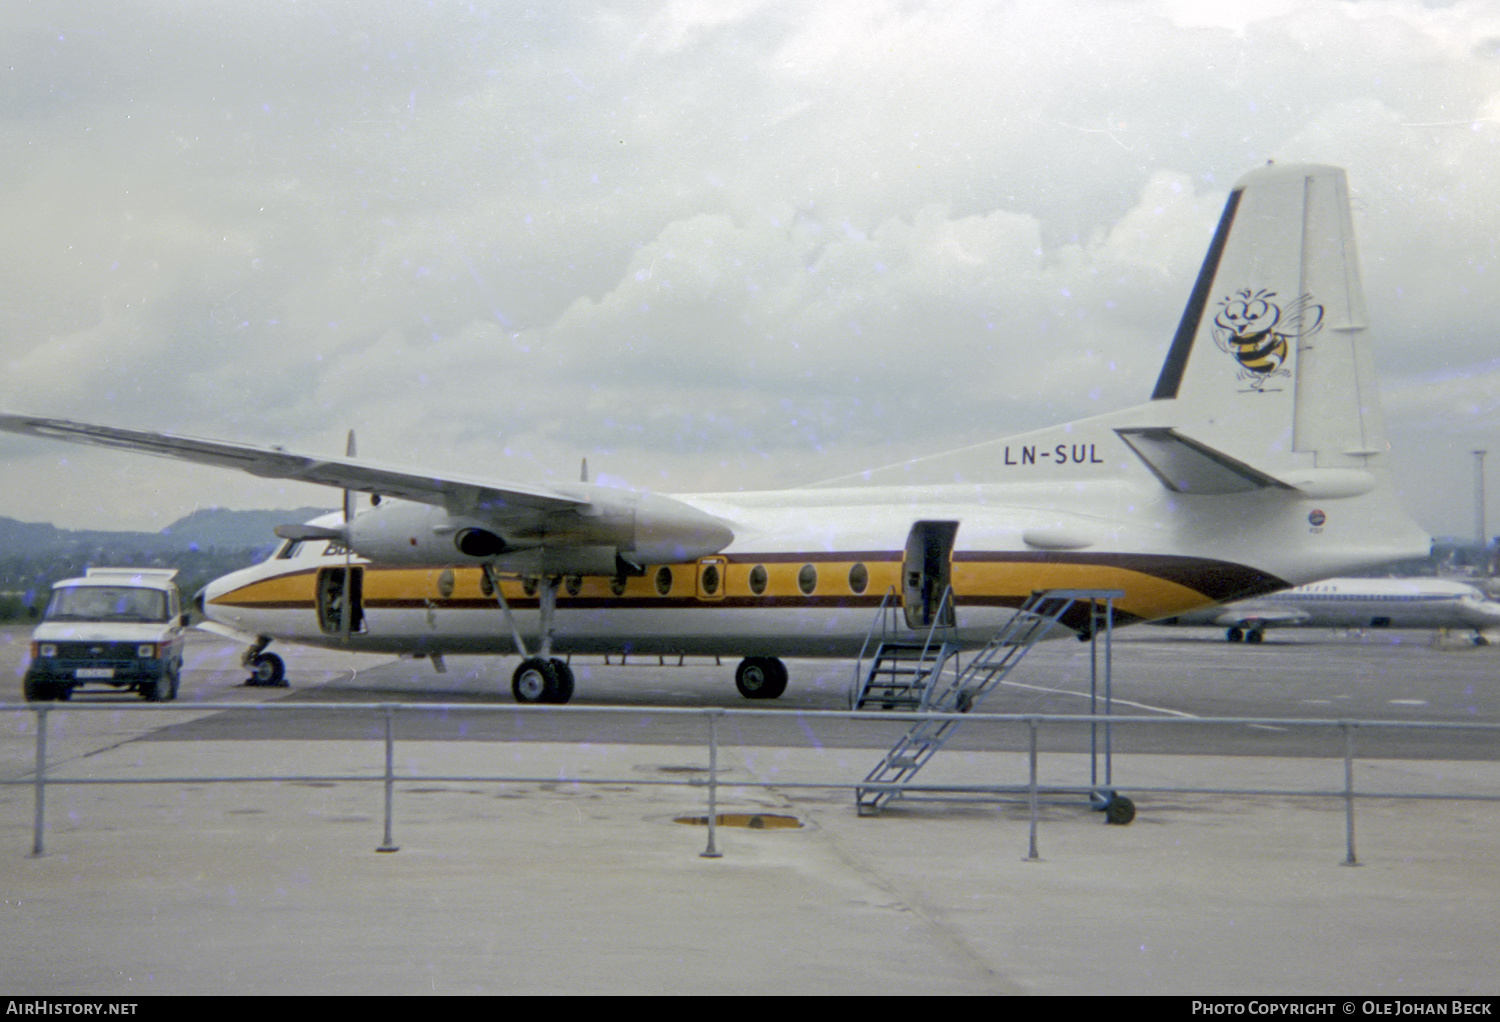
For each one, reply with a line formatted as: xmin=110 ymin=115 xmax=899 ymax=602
xmin=700 ymin=710 xmax=723 ymax=858
xmin=377 ymin=704 xmax=399 ymax=853
xmin=1025 ymin=717 xmax=1041 ymax=862
xmin=1341 ymin=721 xmax=1359 ymax=867
xmin=31 ymin=705 xmax=48 ymax=858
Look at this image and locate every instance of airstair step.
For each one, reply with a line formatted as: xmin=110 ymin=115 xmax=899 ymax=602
xmin=864 ymin=692 xmax=929 ymax=706
xmin=857 ymin=588 xmax=1121 ymax=813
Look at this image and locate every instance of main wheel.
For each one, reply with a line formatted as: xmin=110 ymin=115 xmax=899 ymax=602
xmin=512 ymin=657 xmax=562 ymax=704
xmin=548 ymin=659 xmax=575 ymax=704
xmin=734 ymin=656 xmax=788 ymax=700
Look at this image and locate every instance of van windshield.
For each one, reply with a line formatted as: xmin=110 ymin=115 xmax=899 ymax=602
xmin=45 ymin=586 xmax=170 ymax=623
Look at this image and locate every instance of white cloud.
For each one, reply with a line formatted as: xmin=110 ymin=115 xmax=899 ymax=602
xmin=2 ymin=0 xmax=1500 ymax=539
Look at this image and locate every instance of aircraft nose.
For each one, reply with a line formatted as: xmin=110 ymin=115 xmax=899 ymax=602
xmin=194 ymin=572 xmax=237 ymax=625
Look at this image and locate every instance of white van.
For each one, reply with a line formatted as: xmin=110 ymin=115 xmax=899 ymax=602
xmin=24 ymin=568 xmax=187 ymax=702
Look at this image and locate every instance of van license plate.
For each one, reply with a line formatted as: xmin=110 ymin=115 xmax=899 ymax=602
xmin=75 ymin=668 xmax=114 ymax=679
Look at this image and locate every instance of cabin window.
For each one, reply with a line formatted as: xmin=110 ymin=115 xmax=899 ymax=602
xmin=565 ymin=575 xmax=582 ymax=597
xmin=848 ymin=563 xmax=869 ymax=595
xmin=700 ymin=564 xmax=720 ymax=596
xmin=610 ymin=576 xmax=626 ymax=597
xmin=748 ymin=565 xmax=768 ymax=596
xmin=522 ymin=577 xmax=538 ymax=597
xmin=654 ymin=566 xmax=673 ymax=596
xmin=798 ymin=564 xmax=817 ymax=596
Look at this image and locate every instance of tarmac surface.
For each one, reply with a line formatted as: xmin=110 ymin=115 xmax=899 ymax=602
xmin=1 ymin=626 xmax=1497 ymax=996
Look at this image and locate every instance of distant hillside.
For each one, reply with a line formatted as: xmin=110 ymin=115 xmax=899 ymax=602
xmin=157 ymin=507 xmax=334 ymax=551
xmin=0 ymin=507 xmax=335 ymax=620
xmin=0 ymin=507 xmax=331 ymax=556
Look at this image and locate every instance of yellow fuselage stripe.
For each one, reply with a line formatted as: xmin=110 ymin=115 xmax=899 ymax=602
xmin=213 ymin=554 xmax=1233 ymax=623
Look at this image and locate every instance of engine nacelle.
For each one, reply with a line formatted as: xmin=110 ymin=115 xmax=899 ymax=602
xmin=345 ymin=502 xmax=514 ymax=566
xmin=341 ymin=490 xmax=732 ymax=572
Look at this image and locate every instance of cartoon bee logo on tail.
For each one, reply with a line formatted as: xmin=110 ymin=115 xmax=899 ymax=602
xmin=1212 ymin=288 xmax=1324 ymax=392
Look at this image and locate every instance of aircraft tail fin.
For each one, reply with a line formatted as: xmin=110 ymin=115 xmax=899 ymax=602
xmin=1139 ymin=163 xmax=1386 ymax=492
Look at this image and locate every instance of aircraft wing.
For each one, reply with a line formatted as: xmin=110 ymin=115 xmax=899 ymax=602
xmin=0 ymin=412 xmax=579 ymax=516
xmin=0 ymin=412 xmax=735 ymax=569
xmin=1209 ymin=607 xmax=1310 ymax=628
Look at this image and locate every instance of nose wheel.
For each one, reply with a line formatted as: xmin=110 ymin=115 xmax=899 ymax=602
xmin=246 ymin=652 xmax=287 ymax=687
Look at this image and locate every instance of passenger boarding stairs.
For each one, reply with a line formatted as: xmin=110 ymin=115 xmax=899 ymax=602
xmin=851 ymin=587 xmax=960 ymax=713
xmin=854 ymin=589 xmax=1111 ymax=815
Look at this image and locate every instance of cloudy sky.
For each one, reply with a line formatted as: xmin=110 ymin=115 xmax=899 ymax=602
xmin=2 ymin=0 xmax=1498 ymax=541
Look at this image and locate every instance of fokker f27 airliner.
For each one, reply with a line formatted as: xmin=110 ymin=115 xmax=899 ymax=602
xmin=1 ymin=163 xmax=1431 ymax=703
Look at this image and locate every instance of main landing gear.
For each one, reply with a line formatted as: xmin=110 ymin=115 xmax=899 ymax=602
xmin=489 ymin=569 xmax=582 ymax=705
xmin=483 ymin=567 xmax=793 ymax=705
xmin=511 ymin=656 xmax=576 ymax=705
xmin=734 ymin=656 xmax=788 ymax=700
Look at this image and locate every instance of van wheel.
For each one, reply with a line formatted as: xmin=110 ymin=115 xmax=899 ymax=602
xmin=140 ymin=673 xmax=170 ymax=702
xmin=23 ymin=675 xmax=52 ymax=702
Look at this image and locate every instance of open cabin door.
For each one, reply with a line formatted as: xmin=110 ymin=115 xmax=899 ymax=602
xmin=902 ymin=521 xmax=958 ymax=630
xmin=317 ymin=566 xmax=366 ymax=636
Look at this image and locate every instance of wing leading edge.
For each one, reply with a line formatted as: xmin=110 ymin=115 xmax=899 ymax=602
xmin=0 ymin=413 xmax=575 ymax=515
xmin=0 ymin=413 xmax=734 ymax=570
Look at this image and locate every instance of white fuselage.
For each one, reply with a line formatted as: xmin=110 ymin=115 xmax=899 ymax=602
xmin=200 ymin=469 xmax=1428 ymax=660
xmin=1176 ymin=577 xmax=1500 ymax=633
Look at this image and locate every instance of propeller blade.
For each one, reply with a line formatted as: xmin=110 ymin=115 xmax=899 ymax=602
xmin=343 ymin=429 xmax=357 ymax=524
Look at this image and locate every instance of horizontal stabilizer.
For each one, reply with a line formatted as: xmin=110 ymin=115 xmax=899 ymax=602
xmin=1115 ymin=427 xmax=1295 ymax=495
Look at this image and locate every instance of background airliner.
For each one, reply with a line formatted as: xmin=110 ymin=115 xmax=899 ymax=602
xmin=1157 ymin=577 xmax=1500 ymax=644
xmin=1 ymin=164 xmax=1431 ymax=703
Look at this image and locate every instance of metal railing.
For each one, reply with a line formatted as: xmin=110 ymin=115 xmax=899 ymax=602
xmin=2 ymin=701 xmax=1496 ymax=864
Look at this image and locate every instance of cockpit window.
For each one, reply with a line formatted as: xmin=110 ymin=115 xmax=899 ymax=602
xmin=45 ymin=586 xmax=169 ymax=623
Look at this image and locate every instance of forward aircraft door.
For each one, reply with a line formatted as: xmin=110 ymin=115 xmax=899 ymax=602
xmin=903 ymin=521 xmax=958 ymax=630
xmin=317 ymin=566 xmax=365 ymax=635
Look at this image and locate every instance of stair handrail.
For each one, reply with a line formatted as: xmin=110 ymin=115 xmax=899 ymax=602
xmin=851 ymin=587 xmax=902 ymax=707
xmin=851 ymin=585 xmax=962 ymax=710
xmin=912 ymin=585 xmax=959 ymax=709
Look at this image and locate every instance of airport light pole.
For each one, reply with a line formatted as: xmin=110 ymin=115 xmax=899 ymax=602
xmin=1475 ymin=449 xmax=1488 ymax=556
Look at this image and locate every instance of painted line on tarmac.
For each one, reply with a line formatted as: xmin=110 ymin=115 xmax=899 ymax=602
xmin=999 ymin=679 xmax=1199 ymax=718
